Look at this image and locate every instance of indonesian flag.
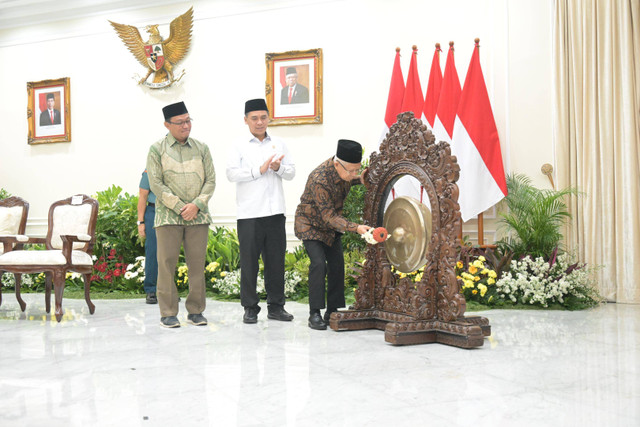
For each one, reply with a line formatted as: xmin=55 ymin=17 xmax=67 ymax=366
xmin=422 ymin=43 xmax=443 ymax=129
xmin=377 ymin=47 xmax=405 ymax=149
xmin=395 ymin=46 xmax=426 ymax=203
xmin=400 ymin=45 xmax=424 ymax=121
xmin=432 ymin=42 xmax=461 ymax=144
xmin=451 ymin=40 xmax=508 ymax=221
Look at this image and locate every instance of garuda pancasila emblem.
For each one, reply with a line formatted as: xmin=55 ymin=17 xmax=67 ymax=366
xmin=109 ymin=7 xmax=193 ymax=89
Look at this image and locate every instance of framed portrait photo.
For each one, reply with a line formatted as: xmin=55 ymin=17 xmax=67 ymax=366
xmin=265 ymin=48 xmax=322 ymax=126
xmin=27 ymin=77 xmax=71 ymax=144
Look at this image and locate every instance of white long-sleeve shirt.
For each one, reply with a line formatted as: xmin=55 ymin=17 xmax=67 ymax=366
xmin=226 ymin=132 xmax=295 ymax=220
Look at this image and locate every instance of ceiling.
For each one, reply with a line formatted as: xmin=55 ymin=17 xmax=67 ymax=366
xmin=0 ymin=0 xmax=184 ymax=30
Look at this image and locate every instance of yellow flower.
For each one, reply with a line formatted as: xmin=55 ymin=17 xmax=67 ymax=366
xmin=178 ymin=265 xmax=188 ymax=277
xmin=464 ymin=280 xmax=474 ymax=289
xmin=456 ymin=275 xmax=462 ymax=280
xmin=478 ymin=283 xmax=487 ymax=297
xmin=456 ymin=261 xmax=463 ymax=269
xmin=472 ymin=289 xmax=478 ymax=295
xmin=468 ymin=266 xmax=478 ymax=274
xmin=414 ymin=273 xmax=423 ymax=282
xmin=474 ymin=276 xmax=480 ymax=281
xmin=205 ymin=262 xmax=220 ymax=273
xmin=210 ymin=277 xmax=216 ymax=283
xmin=220 ymin=271 xmax=227 ymax=277
xmin=472 ymin=260 xmax=484 ymax=269
xmin=481 ymin=269 xmax=489 ymax=275
xmin=488 ymin=270 xmax=497 ymax=279
xmin=478 ymin=256 xmax=486 ymax=262
xmin=488 ymin=278 xmax=496 ymax=285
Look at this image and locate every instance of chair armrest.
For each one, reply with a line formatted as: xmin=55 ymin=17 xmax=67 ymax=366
xmin=0 ymin=235 xmax=19 ymax=253
xmin=0 ymin=235 xmax=35 ymax=253
xmin=60 ymin=234 xmax=96 ymax=262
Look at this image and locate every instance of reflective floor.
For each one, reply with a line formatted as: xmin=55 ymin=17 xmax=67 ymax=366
xmin=0 ymin=294 xmax=638 ymax=426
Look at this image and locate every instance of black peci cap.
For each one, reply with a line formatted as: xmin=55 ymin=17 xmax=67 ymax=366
xmin=244 ymin=98 xmax=269 ymax=114
xmin=162 ymin=101 xmax=188 ymax=121
xmin=336 ymin=139 xmax=363 ymax=163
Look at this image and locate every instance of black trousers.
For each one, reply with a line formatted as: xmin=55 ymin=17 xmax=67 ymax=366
xmin=237 ymin=214 xmax=286 ymax=308
xmin=303 ymin=235 xmax=345 ymax=311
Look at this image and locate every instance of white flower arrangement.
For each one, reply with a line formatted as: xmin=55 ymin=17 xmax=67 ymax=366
xmin=495 ymin=253 xmax=601 ymax=308
xmin=212 ymin=269 xmax=302 ymax=297
xmin=124 ymin=257 xmax=145 ymax=283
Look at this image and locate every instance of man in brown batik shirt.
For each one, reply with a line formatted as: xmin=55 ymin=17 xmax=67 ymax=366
xmin=294 ymin=139 xmax=371 ymax=330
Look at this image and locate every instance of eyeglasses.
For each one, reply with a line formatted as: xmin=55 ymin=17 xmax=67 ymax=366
xmin=168 ymin=118 xmax=194 ymax=126
xmin=336 ymin=159 xmax=360 ymax=175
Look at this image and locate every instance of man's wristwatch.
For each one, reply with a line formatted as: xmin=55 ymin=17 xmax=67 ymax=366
xmin=137 ymin=220 xmax=144 ymax=225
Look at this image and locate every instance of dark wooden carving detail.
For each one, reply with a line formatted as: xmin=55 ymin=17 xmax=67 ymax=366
xmin=332 ymin=112 xmax=491 ymax=348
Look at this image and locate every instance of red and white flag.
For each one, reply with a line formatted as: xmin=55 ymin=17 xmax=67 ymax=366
xmin=377 ymin=47 xmax=405 ymax=150
xmin=451 ymin=40 xmax=508 ymax=221
xmin=432 ymin=42 xmax=461 ymax=144
xmin=400 ymin=45 xmax=424 ymax=121
xmin=395 ymin=46 xmax=426 ymax=203
xmin=422 ymin=43 xmax=443 ymax=129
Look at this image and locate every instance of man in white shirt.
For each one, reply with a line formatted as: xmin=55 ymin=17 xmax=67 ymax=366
xmin=226 ymin=98 xmax=296 ymax=323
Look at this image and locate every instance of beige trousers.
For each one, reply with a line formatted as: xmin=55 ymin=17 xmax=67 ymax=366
xmin=155 ymin=224 xmax=209 ymax=317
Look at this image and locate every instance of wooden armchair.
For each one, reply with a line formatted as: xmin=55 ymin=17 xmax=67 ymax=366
xmin=0 ymin=195 xmax=99 ymax=322
xmin=0 ymin=196 xmax=29 ymax=309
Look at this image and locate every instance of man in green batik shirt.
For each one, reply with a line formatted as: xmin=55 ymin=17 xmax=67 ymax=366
xmin=147 ymin=101 xmax=216 ymax=328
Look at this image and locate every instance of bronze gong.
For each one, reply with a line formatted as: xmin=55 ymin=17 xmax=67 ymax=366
xmin=382 ymin=196 xmax=432 ymax=273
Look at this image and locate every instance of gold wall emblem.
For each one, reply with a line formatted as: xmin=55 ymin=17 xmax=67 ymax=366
xmin=109 ymin=7 xmax=193 ymax=89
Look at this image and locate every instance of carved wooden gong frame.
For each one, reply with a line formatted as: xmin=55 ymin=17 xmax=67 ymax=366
xmin=328 ymin=112 xmax=491 ymax=348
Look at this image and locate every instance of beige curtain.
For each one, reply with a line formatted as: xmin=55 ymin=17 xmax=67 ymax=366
xmin=553 ymin=0 xmax=640 ymax=303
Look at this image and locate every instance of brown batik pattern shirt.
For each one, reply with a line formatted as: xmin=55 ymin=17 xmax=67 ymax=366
xmin=294 ymin=157 xmax=361 ymax=246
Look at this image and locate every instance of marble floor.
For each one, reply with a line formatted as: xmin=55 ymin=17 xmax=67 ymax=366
xmin=0 ymin=294 xmax=638 ymax=427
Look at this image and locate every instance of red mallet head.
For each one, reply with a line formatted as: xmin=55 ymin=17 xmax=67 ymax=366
xmin=373 ymin=227 xmax=388 ymax=243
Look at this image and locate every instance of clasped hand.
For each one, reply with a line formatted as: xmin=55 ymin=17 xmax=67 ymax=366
xmin=260 ymin=154 xmax=285 ymax=174
xmin=180 ymin=203 xmax=199 ymax=221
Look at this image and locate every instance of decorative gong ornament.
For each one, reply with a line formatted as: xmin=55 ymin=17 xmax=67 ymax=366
xmin=328 ymin=111 xmax=491 ymax=348
xmin=383 ymin=196 xmax=432 ymax=273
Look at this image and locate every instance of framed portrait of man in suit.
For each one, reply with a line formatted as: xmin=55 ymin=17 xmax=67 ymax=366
xmin=27 ymin=77 xmax=71 ymax=144
xmin=265 ymin=48 xmax=322 ymax=126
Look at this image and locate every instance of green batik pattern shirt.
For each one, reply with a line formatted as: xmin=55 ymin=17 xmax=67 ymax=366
xmin=146 ymin=133 xmax=216 ymax=227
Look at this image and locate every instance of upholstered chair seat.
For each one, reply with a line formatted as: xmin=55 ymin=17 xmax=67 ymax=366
xmin=0 ymin=248 xmax=93 ymax=266
xmin=0 ymin=195 xmax=98 ymax=321
xmin=0 ymin=196 xmax=29 ymax=308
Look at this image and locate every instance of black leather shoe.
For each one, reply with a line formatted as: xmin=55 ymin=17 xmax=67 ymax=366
xmin=308 ymin=312 xmax=327 ymax=330
xmin=323 ymin=309 xmax=337 ymax=324
xmin=146 ymin=292 xmax=157 ymax=304
xmin=267 ymin=305 xmax=294 ymax=321
xmin=243 ymin=305 xmax=261 ymax=324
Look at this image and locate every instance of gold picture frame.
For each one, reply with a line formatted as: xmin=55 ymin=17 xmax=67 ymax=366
xmin=27 ymin=77 xmax=71 ymax=144
xmin=265 ymin=48 xmax=322 ymax=126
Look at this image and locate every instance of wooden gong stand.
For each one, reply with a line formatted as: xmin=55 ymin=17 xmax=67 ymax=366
xmin=328 ymin=112 xmax=491 ymax=348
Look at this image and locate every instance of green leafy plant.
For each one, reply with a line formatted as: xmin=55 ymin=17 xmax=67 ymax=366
xmin=206 ymin=227 xmax=240 ymax=272
xmin=94 ymin=185 xmax=143 ymax=263
xmin=0 ymin=188 xmax=10 ymax=200
xmin=497 ymin=173 xmax=579 ymax=260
